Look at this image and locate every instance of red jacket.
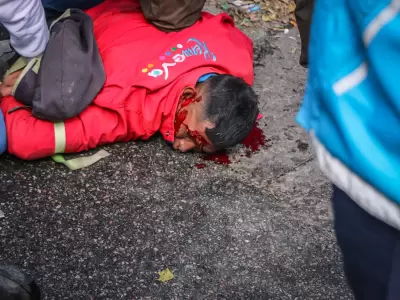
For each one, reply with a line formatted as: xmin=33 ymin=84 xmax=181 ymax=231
xmin=0 ymin=0 xmax=254 ymax=160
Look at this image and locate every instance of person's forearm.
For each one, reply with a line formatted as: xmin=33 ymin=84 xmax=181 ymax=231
xmin=0 ymin=0 xmax=49 ymax=58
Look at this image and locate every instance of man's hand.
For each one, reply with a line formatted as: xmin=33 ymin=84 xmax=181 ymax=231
xmin=0 ymin=71 xmax=21 ymax=98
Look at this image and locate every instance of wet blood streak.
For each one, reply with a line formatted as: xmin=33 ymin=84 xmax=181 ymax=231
xmin=186 ymin=126 xmax=209 ymax=147
xmin=200 ymin=122 xmax=266 ymax=166
xmin=202 ymin=151 xmax=231 ymax=165
xmin=180 ymin=98 xmax=192 ymax=109
xmin=241 ymin=122 xmax=266 ymax=156
xmin=180 ymin=95 xmax=202 ymax=109
xmin=174 ymin=110 xmax=188 ymax=133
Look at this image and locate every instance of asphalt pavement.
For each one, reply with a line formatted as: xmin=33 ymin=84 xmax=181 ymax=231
xmin=0 ymin=11 xmax=353 ymax=300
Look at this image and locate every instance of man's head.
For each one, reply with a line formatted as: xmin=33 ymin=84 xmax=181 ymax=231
xmin=173 ymin=74 xmax=259 ymax=153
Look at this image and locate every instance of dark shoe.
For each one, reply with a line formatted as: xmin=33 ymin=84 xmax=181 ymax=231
xmin=0 ymin=25 xmax=19 ymax=80
xmin=0 ymin=265 xmax=41 ymax=300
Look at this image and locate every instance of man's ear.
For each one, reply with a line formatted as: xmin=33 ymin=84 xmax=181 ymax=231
xmin=181 ymin=87 xmax=196 ymax=100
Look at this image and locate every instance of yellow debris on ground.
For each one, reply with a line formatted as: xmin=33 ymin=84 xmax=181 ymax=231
xmin=157 ymin=268 xmax=175 ymax=282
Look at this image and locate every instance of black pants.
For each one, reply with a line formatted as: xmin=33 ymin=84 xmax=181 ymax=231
xmin=333 ymin=186 xmax=400 ymax=300
xmin=294 ymin=0 xmax=315 ymax=66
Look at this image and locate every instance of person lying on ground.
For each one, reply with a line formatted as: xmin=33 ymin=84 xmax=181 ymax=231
xmin=0 ymin=0 xmax=259 ymax=161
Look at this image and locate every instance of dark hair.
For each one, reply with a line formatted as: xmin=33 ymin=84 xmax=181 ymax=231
xmin=202 ymin=75 xmax=259 ymax=150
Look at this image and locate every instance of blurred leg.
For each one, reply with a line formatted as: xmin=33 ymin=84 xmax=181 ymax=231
xmin=332 ymin=186 xmax=400 ymax=300
xmin=294 ymin=0 xmax=315 ymax=66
